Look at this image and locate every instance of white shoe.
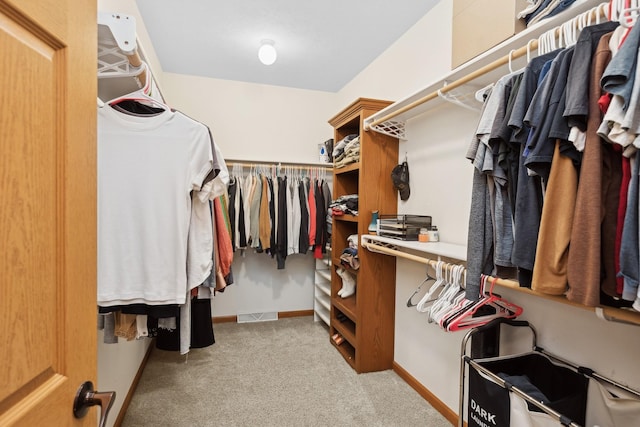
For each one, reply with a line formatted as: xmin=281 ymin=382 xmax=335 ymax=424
xmin=338 ymin=269 xmax=356 ymax=298
xmin=336 ymin=268 xmax=345 ymax=296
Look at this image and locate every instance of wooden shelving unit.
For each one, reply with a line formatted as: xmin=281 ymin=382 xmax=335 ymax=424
xmin=328 ymin=98 xmax=399 ymax=373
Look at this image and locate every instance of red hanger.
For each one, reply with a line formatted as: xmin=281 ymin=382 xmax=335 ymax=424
xmin=444 ymin=275 xmax=523 ymax=332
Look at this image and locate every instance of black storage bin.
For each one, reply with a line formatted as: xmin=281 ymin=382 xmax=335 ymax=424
xmin=468 ymin=352 xmax=588 ymax=427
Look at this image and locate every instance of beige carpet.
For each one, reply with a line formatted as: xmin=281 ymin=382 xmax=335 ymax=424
xmin=122 ymin=316 xmax=452 ymax=427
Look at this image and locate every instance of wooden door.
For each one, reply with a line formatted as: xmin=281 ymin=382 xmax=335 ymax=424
xmin=0 ymin=0 xmax=98 ymax=425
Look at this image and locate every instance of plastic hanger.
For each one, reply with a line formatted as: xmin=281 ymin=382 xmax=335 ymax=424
xmin=621 ymin=0 xmax=640 ymax=27
xmin=415 ymin=261 xmax=446 ymax=312
xmin=106 ymin=62 xmax=170 ymax=112
xmin=427 ymin=265 xmax=465 ymax=324
xmin=444 ymin=275 xmax=523 ymax=332
xmin=407 ymin=271 xmax=436 ymax=308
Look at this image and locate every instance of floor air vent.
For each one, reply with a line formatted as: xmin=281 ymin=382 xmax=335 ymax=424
xmin=237 ymin=312 xmax=278 ymax=323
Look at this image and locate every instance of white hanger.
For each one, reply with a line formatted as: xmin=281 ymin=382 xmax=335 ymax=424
xmin=621 ymin=1 xmax=640 ymax=27
xmin=105 ymin=62 xmax=169 ymax=111
xmin=416 ymin=261 xmax=446 ymax=313
xmin=508 ymin=49 xmax=516 ymax=73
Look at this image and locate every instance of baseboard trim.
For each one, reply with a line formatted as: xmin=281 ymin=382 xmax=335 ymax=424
xmin=113 ymin=341 xmax=154 ymax=427
xmin=212 ymin=315 xmax=237 ymax=324
xmin=278 ymin=309 xmax=314 ymax=318
xmin=213 ymin=309 xmax=314 ymax=324
xmin=393 ymin=361 xmax=460 ymax=426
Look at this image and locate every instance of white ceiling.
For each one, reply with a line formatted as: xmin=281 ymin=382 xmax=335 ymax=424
xmin=135 ymin=0 xmax=441 ymax=92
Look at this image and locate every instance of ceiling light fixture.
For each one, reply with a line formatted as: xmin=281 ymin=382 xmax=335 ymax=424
xmin=258 ymin=39 xmax=277 ymax=65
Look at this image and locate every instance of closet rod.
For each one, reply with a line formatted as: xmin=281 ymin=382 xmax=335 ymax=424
xmin=362 ymin=239 xmax=640 ymax=327
xmin=362 ymin=240 xmax=480 ymax=279
xmin=226 ymin=160 xmax=333 ymax=171
xmin=365 ymin=3 xmax=608 ymax=131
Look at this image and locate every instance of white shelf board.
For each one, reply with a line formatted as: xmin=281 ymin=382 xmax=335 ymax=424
xmin=316 ymin=269 xmax=332 ymax=283
xmin=315 ymin=280 xmax=331 ymax=296
xmin=315 ymin=294 xmax=331 ymax=312
xmin=363 ymin=0 xmax=604 ymax=131
xmin=361 ymin=234 xmax=467 ymax=261
xmin=314 ymin=303 xmax=330 ymax=326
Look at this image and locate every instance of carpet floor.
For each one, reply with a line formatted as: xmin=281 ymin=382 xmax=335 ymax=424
xmin=122 ymin=316 xmax=452 ymax=427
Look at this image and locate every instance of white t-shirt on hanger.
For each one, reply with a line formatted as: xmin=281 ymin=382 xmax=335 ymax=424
xmin=97 ymin=105 xmax=213 ymax=306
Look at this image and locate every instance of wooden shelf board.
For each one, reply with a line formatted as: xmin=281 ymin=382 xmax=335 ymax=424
xmin=331 ymin=339 xmax=356 ymax=368
xmin=334 ymin=162 xmax=360 ymax=174
xmin=334 ymin=214 xmax=358 ymax=223
xmin=332 ymin=317 xmax=356 ymax=344
xmin=332 ymin=296 xmax=357 ymax=321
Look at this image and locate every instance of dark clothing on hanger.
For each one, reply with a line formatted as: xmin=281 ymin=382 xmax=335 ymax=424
xmin=322 ymin=180 xmax=332 ymax=243
xmin=155 ymin=297 xmax=215 ymax=351
xmin=509 ymin=50 xmax=562 ymax=287
xmin=564 ymin=21 xmax=620 ymax=130
xmin=238 ymin=185 xmax=247 ymax=249
xmin=98 ymin=304 xmax=179 ymax=318
xmin=268 ymin=177 xmax=276 ymax=257
xmin=276 ymin=176 xmax=288 ymax=269
xmin=298 ymin=179 xmax=309 ymax=254
xmin=525 ymin=47 xmax=576 ymax=181
xmin=228 ymin=178 xmax=237 ymax=250
xmin=314 ymin=179 xmax=326 ymax=258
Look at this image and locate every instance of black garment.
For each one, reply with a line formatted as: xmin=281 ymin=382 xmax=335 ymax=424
xmin=276 ymin=176 xmax=288 ymax=269
xmin=227 ymin=178 xmax=237 ymax=250
xmin=155 ymin=297 xmax=215 ymax=351
xmin=322 ymin=180 xmax=332 ymax=249
xmin=268 ymin=177 xmax=276 ymax=257
xmin=298 ymin=179 xmax=309 ymax=254
xmin=314 ymin=179 xmax=326 ymax=252
xmin=98 ymin=304 xmax=179 ymax=318
xmin=238 ymin=185 xmax=247 ymax=248
xmin=112 ymin=99 xmax=165 ymax=115
xmin=190 ymin=298 xmax=215 ymax=348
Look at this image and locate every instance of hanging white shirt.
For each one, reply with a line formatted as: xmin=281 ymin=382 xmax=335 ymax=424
xmin=97 ymin=105 xmax=213 ymax=306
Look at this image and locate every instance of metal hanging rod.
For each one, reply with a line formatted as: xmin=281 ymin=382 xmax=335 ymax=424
xmin=361 ymin=236 xmax=640 ymax=327
xmin=226 ymin=159 xmax=333 ymax=171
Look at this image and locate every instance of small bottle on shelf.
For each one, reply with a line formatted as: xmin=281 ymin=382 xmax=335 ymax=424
xmin=428 ymin=226 xmax=439 ymax=242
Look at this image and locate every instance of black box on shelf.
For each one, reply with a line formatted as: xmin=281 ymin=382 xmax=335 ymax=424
xmin=377 ymin=215 xmax=432 ymax=240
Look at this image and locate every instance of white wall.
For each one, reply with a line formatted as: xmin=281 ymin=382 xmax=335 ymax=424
xmin=339 ymin=0 xmax=640 ymax=419
xmin=338 ymin=0 xmax=453 ymax=109
xmin=211 ymin=251 xmax=315 ymax=317
xmin=161 ymin=73 xmax=337 ymax=164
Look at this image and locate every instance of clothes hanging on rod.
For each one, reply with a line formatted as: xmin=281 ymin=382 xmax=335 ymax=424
xmin=226 ymin=163 xmax=332 ymax=269
xmin=465 ymin=2 xmax=640 ymax=313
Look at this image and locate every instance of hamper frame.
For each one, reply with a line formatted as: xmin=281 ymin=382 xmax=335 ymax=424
xmin=458 ymin=318 xmax=640 ymax=427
